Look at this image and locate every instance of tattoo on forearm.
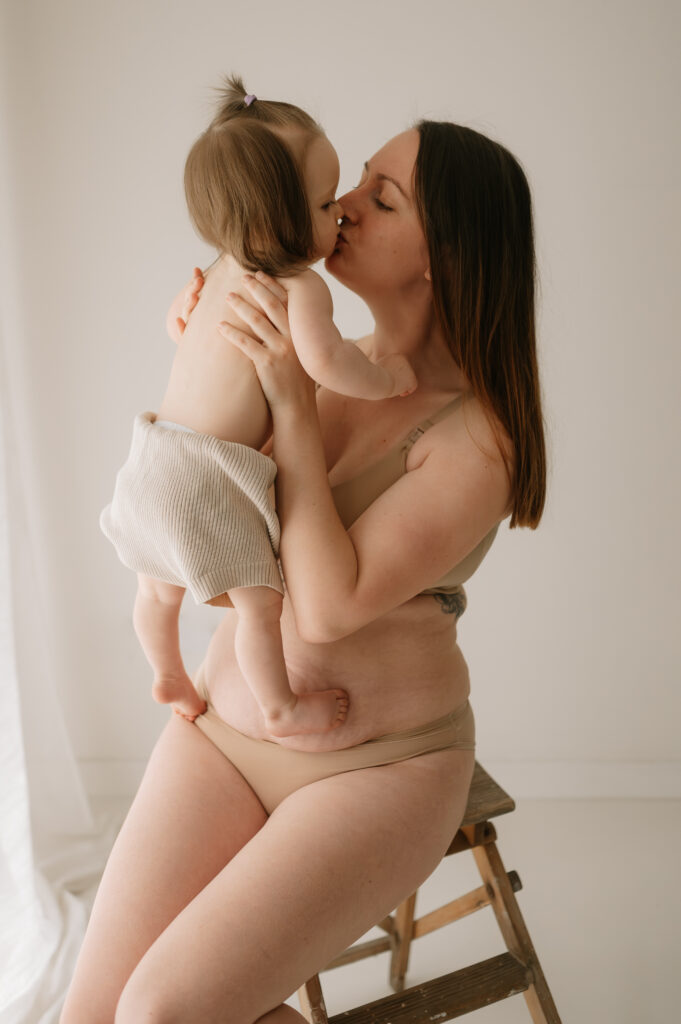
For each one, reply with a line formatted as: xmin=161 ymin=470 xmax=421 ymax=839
xmin=433 ymin=590 xmax=467 ymax=617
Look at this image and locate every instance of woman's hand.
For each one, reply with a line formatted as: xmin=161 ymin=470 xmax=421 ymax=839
xmin=166 ymin=267 xmax=204 ymax=342
xmin=218 ymin=272 xmax=315 ymax=409
xmin=178 ymin=267 xmax=205 ymax=334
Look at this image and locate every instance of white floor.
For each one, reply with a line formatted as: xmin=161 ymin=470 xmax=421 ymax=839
xmin=284 ymin=799 xmax=681 ymax=1024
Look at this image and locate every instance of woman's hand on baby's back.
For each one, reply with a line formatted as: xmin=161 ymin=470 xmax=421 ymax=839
xmin=179 ymin=267 xmax=205 ymax=332
xmin=166 ymin=267 xmax=205 ymax=342
xmin=218 ymin=271 xmax=314 ymax=409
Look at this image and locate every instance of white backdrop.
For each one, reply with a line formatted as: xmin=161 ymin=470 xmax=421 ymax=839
xmin=3 ymin=0 xmax=680 ymax=805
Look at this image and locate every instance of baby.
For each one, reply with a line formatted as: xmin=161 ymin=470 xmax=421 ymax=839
xmin=101 ymin=76 xmax=416 ymax=737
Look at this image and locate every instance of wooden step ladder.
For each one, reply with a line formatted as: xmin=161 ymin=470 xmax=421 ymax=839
xmin=297 ymin=762 xmax=562 ymax=1023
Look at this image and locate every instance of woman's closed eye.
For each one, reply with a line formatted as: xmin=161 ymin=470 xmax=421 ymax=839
xmin=354 ymin=168 xmax=393 ymax=210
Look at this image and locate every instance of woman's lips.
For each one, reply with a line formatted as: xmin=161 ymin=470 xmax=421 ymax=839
xmin=328 ymin=232 xmax=347 ymax=260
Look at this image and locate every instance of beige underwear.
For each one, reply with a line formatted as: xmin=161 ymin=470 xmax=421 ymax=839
xmin=192 ymin=668 xmax=475 ymax=814
xmin=100 ymin=412 xmax=283 ymax=601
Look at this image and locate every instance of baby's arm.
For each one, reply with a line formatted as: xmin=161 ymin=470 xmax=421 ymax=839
xmin=285 ymin=271 xmax=417 ymax=399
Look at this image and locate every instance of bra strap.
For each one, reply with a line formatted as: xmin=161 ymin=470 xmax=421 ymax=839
xmin=404 ymin=393 xmax=466 ymax=449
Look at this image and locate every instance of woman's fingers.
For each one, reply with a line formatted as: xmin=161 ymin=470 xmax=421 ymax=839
xmin=181 ymin=268 xmax=205 ymax=322
xmin=225 ymin=291 xmax=286 ymax=346
xmin=240 ymin=275 xmax=290 ymax=337
xmin=218 ymin=318 xmax=308 ymax=411
xmin=190 ymin=267 xmax=205 ymax=296
xmin=217 ymin=321 xmax=263 ymax=362
xmin=253 ymin=271 xmax=288 ymax=304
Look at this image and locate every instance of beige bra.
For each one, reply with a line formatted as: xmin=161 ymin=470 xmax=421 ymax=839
xmin=330 ymin=395 xmax=499 ymax=596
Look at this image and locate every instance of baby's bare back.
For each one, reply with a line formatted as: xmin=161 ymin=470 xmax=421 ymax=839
xmin=158 ymin=257 xmax=271 ymax=448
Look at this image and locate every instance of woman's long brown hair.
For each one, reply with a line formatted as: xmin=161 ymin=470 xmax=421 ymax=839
xmin=414 ymin=120 xmax=546 ymax=528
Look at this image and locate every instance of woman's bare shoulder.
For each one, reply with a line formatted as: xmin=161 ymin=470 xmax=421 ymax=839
xmin=403 ymin=391 xmax=514 ymax=522
xmin=415 ymin=391 xmax=513 ymax=470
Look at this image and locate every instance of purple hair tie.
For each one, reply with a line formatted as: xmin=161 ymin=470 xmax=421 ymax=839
xmin=244 ymin=94 xmax=257 ymax=107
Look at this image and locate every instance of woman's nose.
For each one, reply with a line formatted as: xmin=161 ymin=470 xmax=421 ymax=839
xmin=337 ymin=190 xmax=357 ymax=223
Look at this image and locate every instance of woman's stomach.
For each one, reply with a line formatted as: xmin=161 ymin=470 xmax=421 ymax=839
xmin=197 ymin=595 xmax=471 ymax=752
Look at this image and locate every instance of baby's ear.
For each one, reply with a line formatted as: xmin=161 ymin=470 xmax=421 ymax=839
xmin=424 ymin=267 xmax=432 ymax=282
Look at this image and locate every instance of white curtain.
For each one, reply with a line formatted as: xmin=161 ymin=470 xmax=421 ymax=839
xmin=0 ymin=58 xmax=120 ymax=1024
xmin=0 ymin=410 xmax=57 ymax=1015
xmin=0 ymin=277 xmax=130 ymax=1024
xmin=0 ymin=376 xmax=99 ymax=1024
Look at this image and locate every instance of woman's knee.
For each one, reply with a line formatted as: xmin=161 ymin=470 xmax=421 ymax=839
xmin=61 ymin=983 xmax=122 ymax=1024
xmin=115 ymin=978 xmax=282 ymax=1024
xmin=114 ymin=959 xmax=267 ymax=1024
xmin=114 ymin=950 xmax=197 ymax=1024
xmin=114 ymin=974 xmax=174 ymax=1024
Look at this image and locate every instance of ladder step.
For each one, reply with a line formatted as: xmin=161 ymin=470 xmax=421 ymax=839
xmin=328 ymin=953 xmax=531 ymax=1024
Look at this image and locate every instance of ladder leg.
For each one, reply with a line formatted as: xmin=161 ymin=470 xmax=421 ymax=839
xmin=389 ymin=891 xmax=417 ymax=992
xmin=297 ymin=974 xmax=329 ymax=1024
xmin=472 ymin=840 xmax=562 ymax=1024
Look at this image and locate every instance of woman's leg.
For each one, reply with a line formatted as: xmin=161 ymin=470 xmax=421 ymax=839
xmin=60 ymin=715 xmax=268 ymax=1024
xmin=114 ymin=745 xmax=475 ymax=1024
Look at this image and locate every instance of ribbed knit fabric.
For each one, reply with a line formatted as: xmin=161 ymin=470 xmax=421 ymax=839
xmin=100 ymin=412 xmax=283 ymax=602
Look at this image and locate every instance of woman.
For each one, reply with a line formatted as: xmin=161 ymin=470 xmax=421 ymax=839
xmin=61 ymin=120 xmax=545 ymax=1024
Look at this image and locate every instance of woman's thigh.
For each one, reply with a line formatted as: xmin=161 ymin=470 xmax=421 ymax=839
xmin=115 ymin=744 xmax=475 ymax=1024
xmin=60 ymin=714 xmax=268 ymax=1024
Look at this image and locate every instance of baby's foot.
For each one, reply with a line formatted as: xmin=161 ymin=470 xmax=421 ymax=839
xmin=265 ymin=689 xmax=349 ymax=737
xmin=152 ymin=672 xmax=207 ymax=723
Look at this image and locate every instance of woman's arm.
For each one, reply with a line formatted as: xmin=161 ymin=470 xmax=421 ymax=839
xmin=274 ymin=393 xmax=510 ymax=641
xmin=220 ymin=277 xmax=511 ymax=643
xmin=285 ymin=270 xmax=417 ymax=399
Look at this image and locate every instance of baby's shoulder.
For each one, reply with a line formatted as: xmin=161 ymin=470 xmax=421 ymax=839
xmin=280 ymin=267 xmax=328 ymax=296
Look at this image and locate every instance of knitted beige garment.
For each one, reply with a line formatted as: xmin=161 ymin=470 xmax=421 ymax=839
xmin=100 ymin=412 xmax=283 ymax=601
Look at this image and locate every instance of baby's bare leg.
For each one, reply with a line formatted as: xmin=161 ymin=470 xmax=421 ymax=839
xmin=229 ymin=586 xmax=349 ymax=737
xmin=133 ymin=575 xmax=207 ymax=721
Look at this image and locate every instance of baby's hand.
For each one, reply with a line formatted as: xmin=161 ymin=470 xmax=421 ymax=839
xmin=376 ymin=354 xmax=418 ymax=397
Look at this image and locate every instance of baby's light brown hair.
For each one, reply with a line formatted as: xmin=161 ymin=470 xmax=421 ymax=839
xmin=184 ymin=75 xmax=325 ymax=276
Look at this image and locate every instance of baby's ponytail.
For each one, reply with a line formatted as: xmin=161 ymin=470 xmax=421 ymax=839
xmin=184 ymin=74 xmax=325 ymax=276
xmin=211 ymin=74 xmax=253 ymax=124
